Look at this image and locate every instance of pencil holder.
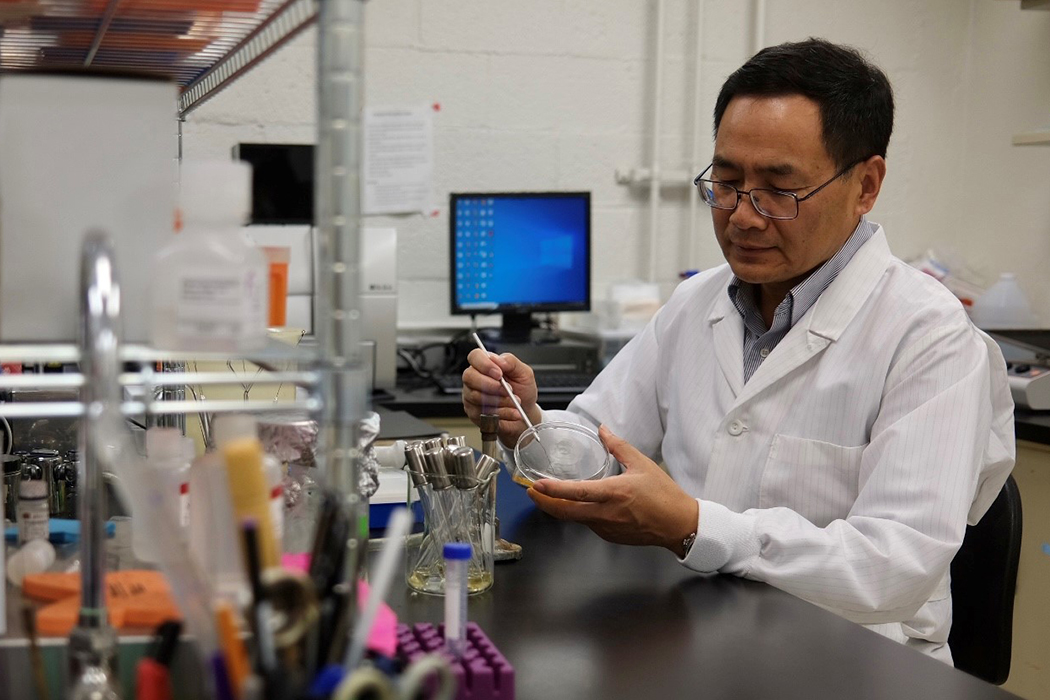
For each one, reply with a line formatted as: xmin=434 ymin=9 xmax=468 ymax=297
xmin=405 ymin=469 xmax=495 ymax=596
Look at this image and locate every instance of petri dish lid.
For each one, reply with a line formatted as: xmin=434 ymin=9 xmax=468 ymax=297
xmin=513 ymin=421 xmax=611 ymax=483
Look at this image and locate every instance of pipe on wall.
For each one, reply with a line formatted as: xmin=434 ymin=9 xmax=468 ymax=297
xmin=647 ymin=0 xmax=666 ymax=283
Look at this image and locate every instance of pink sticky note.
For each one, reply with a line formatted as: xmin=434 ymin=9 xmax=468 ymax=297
xmin=281 ymin=552 xmax=311 ymax=575
xmin=357 ymin=579 xmax=399 ymax=657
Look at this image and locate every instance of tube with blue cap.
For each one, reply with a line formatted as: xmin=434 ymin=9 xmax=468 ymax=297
xmin=443 ymin=542 xmax=472 ymax=660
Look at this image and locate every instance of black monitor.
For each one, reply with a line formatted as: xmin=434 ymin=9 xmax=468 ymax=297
xmin=450 ymin=191 xmax=591 ymax=343
xmin=233 ymin=143 xmax=314 ymax=225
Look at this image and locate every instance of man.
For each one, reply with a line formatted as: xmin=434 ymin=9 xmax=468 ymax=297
xmin=460 ymin=38 xmax=1013 ymax=662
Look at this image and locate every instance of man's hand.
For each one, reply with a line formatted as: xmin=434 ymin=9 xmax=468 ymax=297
xmin=527 ymin=425 xmax=700 ymax=557
xmin=461 ymin=348 xmax=542 ymax=447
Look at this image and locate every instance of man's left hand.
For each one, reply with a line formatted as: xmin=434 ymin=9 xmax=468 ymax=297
xmin=527 ymin=424 xmax=700 ymax=557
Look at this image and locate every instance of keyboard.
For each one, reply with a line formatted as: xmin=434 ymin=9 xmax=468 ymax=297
xmin=434 ymin=371 xmax=598 ymax=395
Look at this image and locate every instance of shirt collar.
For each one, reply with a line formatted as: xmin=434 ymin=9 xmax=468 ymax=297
xmin=727 ymin=217 xmax=877 ymax=331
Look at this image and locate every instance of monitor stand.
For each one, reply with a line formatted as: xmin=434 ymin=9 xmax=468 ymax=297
xmin=499 ymin=311 xmax=535 ymax=344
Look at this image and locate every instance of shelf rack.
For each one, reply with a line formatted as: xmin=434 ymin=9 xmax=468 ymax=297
xmin=0 ymin=0 xmax=366 ymax=695
xmin=0 ymin=0 xmax=318 ymax=117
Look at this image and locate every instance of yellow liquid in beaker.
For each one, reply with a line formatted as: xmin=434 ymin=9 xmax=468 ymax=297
xmin=512 ymin=473 xmax=535 ymax=488
xmin=408 ymin=569 xmax=493 ymax=595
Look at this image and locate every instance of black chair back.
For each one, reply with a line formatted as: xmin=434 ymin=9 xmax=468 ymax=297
xmin=949 ymin=474 xmax=1022 ymax=685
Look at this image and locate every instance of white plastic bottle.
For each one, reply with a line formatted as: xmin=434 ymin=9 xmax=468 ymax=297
xmin=134 ymin=427 xmax=192 ymax=562
xmin=264 ymin=453 xmax=285 ymax=547
xmin=16 ymin=480 xmax=49 ymax=544
xmin=970 ymin=273 xmax=1038 ymax=330
xmin=151 ymin=160 xmax=268 ymax=353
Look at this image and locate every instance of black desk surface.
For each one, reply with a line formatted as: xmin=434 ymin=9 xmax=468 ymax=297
xmin=1014 ymin=409 xmax=1050 ymax=445
xmin=382 ymin=469 xmax=1018 ymax=700
xmin=377 ymin=383 xmax=575 ymax=419
xmin=382 ymin=383 xmax=1050 ymax=450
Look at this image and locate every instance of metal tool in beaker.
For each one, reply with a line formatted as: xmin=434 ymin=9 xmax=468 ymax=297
xmin=479 ymin=415 xmax=523 ymax=561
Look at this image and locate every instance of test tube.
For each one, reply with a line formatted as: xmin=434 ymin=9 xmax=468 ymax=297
xmin=443 ymin=542 xmax=471 ymax=660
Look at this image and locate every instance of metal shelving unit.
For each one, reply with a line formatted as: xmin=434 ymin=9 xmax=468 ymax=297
xmin=0 ymin=0 xmax=319 ymax=117
xmin=0 ymin=1 xmax=366 ymax=696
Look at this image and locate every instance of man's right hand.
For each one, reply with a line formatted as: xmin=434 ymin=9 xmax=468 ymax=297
xmin=461 ymin=348 xmax=541 ymax=447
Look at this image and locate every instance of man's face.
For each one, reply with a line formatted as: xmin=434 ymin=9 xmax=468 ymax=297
xmin=710 ymin=95 xmax=863 ymax=291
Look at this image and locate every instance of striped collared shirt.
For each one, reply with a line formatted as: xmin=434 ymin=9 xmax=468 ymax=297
xmin=727 ymin=217 xmax=876 ymax=383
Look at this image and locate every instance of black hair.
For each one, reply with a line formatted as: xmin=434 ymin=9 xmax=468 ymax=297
xmin=713 ymin=38 xmax=894 ymax=169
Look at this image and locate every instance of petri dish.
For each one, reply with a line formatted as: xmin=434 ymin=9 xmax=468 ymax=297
xmin=513 ymin=421 xmax=611 ymax=484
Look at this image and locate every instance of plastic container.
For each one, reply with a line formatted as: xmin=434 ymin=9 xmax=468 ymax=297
xmin=7 ymin=538 xmax=56 ymax=586
xmin=443 ymin=542 xmax=471 ymax=660
xmin=188 ymin=451 xmax=249 ymax=608
xmin=16 ymin=479 xmax=49 ymax=544
xmin=263 ymin=246 xmax=290 ymax=328
xmin=512 ymin=421 xmax=612 ymax=486
xmin=151 ymin=160 xmax=268 ymax=352
xmin=134 ymin=427 xmax=192 ymax=562
xmin=970 ymin=273 xmax=1038 ymax=330
xmin=264 ymin=453 xmax=285 ymax=546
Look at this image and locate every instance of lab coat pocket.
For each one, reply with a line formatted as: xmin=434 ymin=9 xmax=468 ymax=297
xmin=761 ymin=434 xmax=866 ymax=528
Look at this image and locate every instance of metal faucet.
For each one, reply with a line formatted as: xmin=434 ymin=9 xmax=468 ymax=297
xmin=68 ymin=232 xmax=122 ymax=699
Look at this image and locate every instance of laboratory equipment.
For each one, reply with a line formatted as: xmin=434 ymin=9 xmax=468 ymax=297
xmin=513 ymin=421 xmax=612 ymax=486
xmin=478 ymin=415 xmax=523 ymax=562
xmin=396 ymin=622 xmax=514 ymax=700
xmin=151 ymin=160 xmax=269 ymax=353
xmin=443 ymin=542 xmax=471 ymax=660
xmin=450 ymin=191 xmax=591 ymax=343
xmin=16 ymin=479 xmax=49 ymax=544
xmin=988 ymin=330 xmax=1050 ymax=410
xmin=405 ymin=460 xmax=496 ymax=596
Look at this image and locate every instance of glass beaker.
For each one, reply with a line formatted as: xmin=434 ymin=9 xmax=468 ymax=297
xmin=512 ymin=421 xmax=612 ymax=486
xmin=405 ymin=468 xmax=495 ymax=596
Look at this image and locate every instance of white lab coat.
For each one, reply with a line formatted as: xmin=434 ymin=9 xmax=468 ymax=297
xmin=551 ymin=227 xmax=1015 ymax=661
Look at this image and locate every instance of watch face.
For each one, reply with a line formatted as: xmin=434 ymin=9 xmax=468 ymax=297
xmin=683 ymin=533 xmax=697 ymax=554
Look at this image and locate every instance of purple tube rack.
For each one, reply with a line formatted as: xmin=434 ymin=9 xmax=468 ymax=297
xmin=396 ymin=622 xmax=515 ymax=700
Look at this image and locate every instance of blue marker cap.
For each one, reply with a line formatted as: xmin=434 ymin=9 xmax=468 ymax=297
xmin=443 ymin=542 xmax=472 ymax=560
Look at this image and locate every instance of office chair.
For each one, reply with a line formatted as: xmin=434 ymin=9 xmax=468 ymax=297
xmin=948 ymin=474 xmax=1023 ymax=685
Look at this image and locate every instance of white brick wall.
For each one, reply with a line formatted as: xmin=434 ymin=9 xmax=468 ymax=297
xmin=184 ymin=0 xmax=1050 ymax=328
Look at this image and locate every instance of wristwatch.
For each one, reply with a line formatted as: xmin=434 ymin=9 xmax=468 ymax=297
xmin=682 ymin=531 xmax=697 ymax=557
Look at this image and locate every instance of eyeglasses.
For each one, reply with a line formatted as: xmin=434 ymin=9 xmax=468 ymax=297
xmin=693 ymin=160 xmax=862 ymax=221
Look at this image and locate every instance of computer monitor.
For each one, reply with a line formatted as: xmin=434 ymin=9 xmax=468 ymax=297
xmin=450 ymin=191 xmax=591 ymax=343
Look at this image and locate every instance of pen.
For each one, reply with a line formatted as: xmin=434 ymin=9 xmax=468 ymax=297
xmin=215 ymin=602 xmax=250 ymax=698
xmin=242 ymin=518 xmax=278 ymax=676
xmin=135 ymin=620 xmax=182 ymax=700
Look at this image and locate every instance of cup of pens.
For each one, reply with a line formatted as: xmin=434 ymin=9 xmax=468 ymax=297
xmin=404 ymin=438 xmax=498 ymax=595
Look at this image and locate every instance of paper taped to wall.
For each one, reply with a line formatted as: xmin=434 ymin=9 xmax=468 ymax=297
xmin=363 ymin=105 xmax=434 ymax=215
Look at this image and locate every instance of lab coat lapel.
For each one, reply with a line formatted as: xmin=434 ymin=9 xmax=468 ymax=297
xmin=732 ymin=226 xmax=893 ymax=407
xmin=707 ymin=292 xmax=745 ymax=398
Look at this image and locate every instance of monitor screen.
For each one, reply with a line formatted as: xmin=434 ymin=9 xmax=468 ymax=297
xmin=450 ymin=192 xmax=590 ymax=328
xmin=234 ymin=143 xmax=314 ymax=225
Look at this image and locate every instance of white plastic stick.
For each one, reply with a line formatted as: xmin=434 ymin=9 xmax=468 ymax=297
xmin=344 ymin=507 xmax=413 ymax=671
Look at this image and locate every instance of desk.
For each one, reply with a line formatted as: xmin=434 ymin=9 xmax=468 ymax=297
xmin=377 ymin=384 xmax=577 ymax=419
xmin=383 ymin=469 xmax=1018 ymax=700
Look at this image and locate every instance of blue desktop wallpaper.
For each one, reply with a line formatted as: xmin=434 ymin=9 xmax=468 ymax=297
xmin=453 ymin=194 xmax=589 ymax=311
